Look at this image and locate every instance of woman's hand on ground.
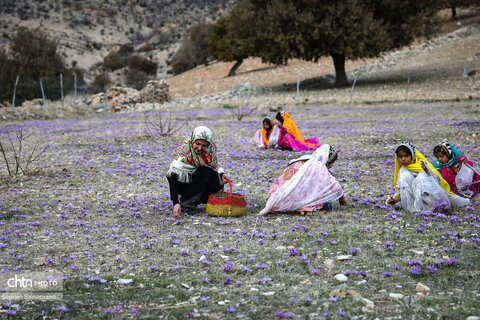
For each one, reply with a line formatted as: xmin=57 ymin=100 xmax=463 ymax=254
xmin=339 ymin=195 xmax=347 ymax=206
xmin=173 ymin=204 xmax=181 ymax=217
xmin=387 ymin=195 xmax=400 ymax=205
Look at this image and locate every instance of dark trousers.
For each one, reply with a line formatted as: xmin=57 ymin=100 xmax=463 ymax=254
xmin=168 ymin=166 xmax=223 ymax=211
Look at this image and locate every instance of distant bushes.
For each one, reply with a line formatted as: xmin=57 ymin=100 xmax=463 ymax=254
xmin=0 ymin=28 xmax=77 ymax=106
xmin=101 ymin=44 xmax=157 ymax=90
xmin=170 ymin=22 xmax=213 ymax=75
xmin=91 ymin=72 xmax=110 ymax=94
xmin=125 ymin=69 xmax=149 ymax=90
xmin=102 ymin=52 xmax=127 ymax=71
xmin=128 ymin=55 xmax=157 ymax=75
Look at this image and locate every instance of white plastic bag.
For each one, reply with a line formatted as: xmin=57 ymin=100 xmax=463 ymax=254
xmin=413 ymin=171 xmax=451 ymax=213
xmin=455 ymin=163 xmax=474 ymax=197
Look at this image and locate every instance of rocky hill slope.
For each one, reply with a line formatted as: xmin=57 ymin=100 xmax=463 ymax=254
xmin=0 ymin=0 xmax=237 ymax=79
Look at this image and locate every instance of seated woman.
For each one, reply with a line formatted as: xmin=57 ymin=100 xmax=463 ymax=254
xmin=433 ymin=142 xmax=480 ymax=198
xmin=275 ymin=111 xmax=321 ymax=151
xmin=387 ymin=141 xmax=469 ymax=212
xmin=254 ymin=116 xmax=280 ymax=149
xmin=259 ymin=144 xmax=346 ymax=215
xmin=166 ymin=126 xmax=228 ymax=217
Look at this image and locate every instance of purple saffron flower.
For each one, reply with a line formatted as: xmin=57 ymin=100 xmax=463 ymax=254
xmin=56 ymin=305 xmax=67 ymax=312
xmin=383 ymin=270 xmax=392 ymax=277
xmin=409 ymin=266 xmax=421 ymax=276
xmin=226 ymin=306 xmax=236 ymax=314
xmin=426 ymin=265 xmax=438 ymax=274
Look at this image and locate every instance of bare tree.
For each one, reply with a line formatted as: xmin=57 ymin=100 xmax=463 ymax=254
xmin=0 ymin=126 xmax=49 ymax=176
xmin=143 ymin=109 xmax=186 ymax=139
xmin=230 ymin=105 xmax=257 ymax=121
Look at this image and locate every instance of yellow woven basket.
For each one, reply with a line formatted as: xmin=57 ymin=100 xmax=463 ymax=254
xmin=206 ymin=178 xmax=246 ymax=217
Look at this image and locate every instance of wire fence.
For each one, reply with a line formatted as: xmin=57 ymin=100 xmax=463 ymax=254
xmin=5 ymin=53 xmax=480 ymax=117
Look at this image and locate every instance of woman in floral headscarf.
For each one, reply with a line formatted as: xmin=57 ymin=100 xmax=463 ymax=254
xmin=167 ymin=126 xmax=227 ymax=216
xmin=275 ymin=111 xmax=320 ymax=151
xmin=387 ymin=141 xmax=469 ymax=212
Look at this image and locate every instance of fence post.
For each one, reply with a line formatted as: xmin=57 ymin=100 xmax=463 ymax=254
xmin=198 ymin=74 xmax=204 ymax=104
xmin=11 ymin=75 xmax=19 ymax=115
xmin=460 ymin=58 xmax=467 ymax=99
xmin=349 ymin=70 xmax=359 ymax=104
xmin=40 ymin=79 xmax=46 ymax=112
xmin=74 ymin=73 xmax=77 ymax=105
xmin=60 ymin=74 xmax=64 ymax=109
xmin=152 ymin=85 xmax=155 ymax=109
xmin=83 ymin=86 xmax=87 ymax=105
xmin=104 ymin=87 xmax=108 ymax=109
xmin=247 ymin=72 xmax=253 ymax=107
xmin=296 ymin=69 xmax=301 ymax=104
xmin=405 ymin=73 xmax=410 ymax=101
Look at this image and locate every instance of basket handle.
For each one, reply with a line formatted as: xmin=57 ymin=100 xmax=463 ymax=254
xmin=222 ymin=176 xmax=233 ymax=216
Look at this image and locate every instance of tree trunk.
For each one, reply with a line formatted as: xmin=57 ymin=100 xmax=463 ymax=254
xmin=332 ymin=54 xmax=348 ymax=87
xmin=228 ymin=59 xmax=243 ymax=77
xmin=450 ymin=5 xmax=457 ymax=18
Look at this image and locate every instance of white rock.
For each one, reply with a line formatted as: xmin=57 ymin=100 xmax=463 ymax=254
xmin=275 ymin=246 xmax=286 ymax=250
xmin=361 ymin=298 xmax=375 ymax=308
xmin=217 ymin=301 xmax=225 ymax=306
xmin=416 ymin=283 xmax=431 ymax=294
xmin=250 ymin=288 xmax=259 ymax=292
xmin=261 ymin=292 xmax=276 ymax=296
xmin=466 ymin=317 xmax=480 ymax=320
xmin=181 ymin=283 xmax=190 ymax=289
xmin=389 ymin=293 xmax=403 ymax=299
xmin=336 ymin=255 xmax=352 ymax=261
xmin=116 ymin=278 xmax=133 ymax=284
xmin=356 ymin=280 xmax=367 ymax=285
xmin=324 ymin=259 xmax=335 ymax=267
xmin=334 ymin=274 xmax=348 ymax=282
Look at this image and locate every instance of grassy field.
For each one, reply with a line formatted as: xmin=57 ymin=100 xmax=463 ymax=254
xmin=0 ymin=98 xmax=479 ymax=319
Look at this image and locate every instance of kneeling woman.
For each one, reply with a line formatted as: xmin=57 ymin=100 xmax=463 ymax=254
xmin=259 ymin=144 xmax=346 ymax=215
xmin=387 ymin=141 xmax=469 ymax=212
xmin=275 ymin=111 xmax=320 ymax=151
xmin=167 ymin=126 xmax=228 ymax=217
xmin=254 ymin=116 xmax=280 ymax=149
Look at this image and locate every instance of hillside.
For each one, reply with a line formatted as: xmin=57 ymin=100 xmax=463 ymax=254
xmin=167 ymin=9 xmax=480 ymax=103
xmin=0 ymin=0 xmax=238 ymax=79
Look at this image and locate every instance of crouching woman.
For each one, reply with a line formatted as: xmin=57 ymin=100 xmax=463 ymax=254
xmin=166 ymin=126 xmax=228 ymax=217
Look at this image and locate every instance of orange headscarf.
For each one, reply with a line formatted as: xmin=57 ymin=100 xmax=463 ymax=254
xmin=280 ymin=112 xmax=315 ymax=148
xmin=260 ymin=117 xmax=274 ymax=146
